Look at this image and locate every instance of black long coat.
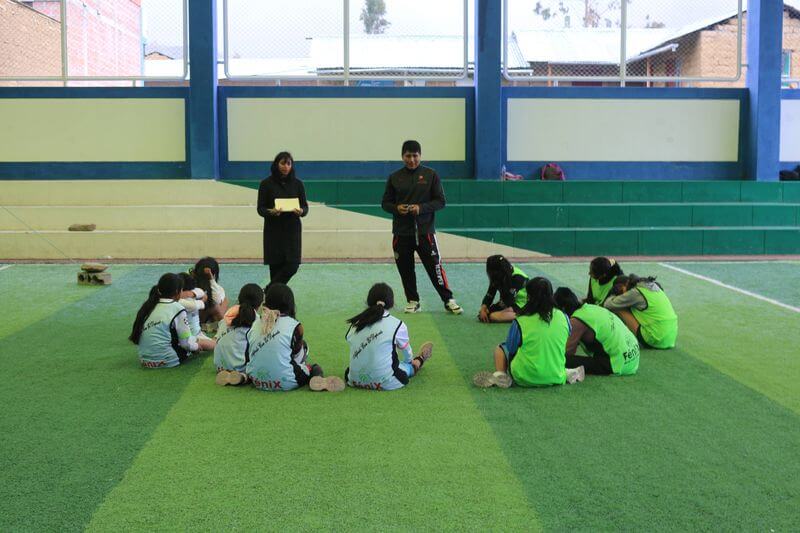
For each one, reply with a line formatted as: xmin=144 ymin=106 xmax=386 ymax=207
xmin=256 ymin=175 xmax=309 ymax=265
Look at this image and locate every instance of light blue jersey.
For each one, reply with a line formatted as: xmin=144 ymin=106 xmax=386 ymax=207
xmin=213 ymin=316 xmax=255 ymax=373
xmin=246 ymin=315 xmax=308 ymax=391
xmin=346 ymin=313 xmax=414 ymax=391
xmin=138 ymin=301 xmax=189 ymax=368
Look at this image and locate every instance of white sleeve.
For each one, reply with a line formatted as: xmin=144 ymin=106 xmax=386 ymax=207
xmin=178 ymin=298 xmax=204 ymax=312
xmin=394 ymin=322 xmax=414 ymax=363
xmin=192 ymin=288 xmax=206 ymax=300
xmin=172 ymin=310 xmax=199 ymax=352
xmin=209 ymin=279 xmax=226 ymax=305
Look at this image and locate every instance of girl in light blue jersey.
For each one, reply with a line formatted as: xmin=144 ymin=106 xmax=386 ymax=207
xmin=178 ymin=273 xmax=216 ymax=352
xmin=246 ymin=283 xmax=343 ymax=392
xmin=129 ymin=273 xmax=199 ymax=368
xmin=345 ymin=283 xmax=433 ymax=391
xmin=214 ymin=283 xmax=263 ymax=386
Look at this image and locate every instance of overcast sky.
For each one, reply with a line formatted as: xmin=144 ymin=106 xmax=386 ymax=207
xmin=142 ymin=0 xmax=744 ymax=57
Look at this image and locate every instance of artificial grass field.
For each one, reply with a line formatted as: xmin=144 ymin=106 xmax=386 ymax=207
xmin=1 ymin=261 xmax=799 ymax=531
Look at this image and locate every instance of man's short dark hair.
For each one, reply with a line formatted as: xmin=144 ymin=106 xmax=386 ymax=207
xmin=401 ymin=140 xmax=421 ymax=155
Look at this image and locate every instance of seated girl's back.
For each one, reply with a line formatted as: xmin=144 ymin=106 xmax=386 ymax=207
xmin=245 ymin=283 xmax=309 ymax=391
xmin=214 ymin=283 xmax=263 ymax=374
xmin=130 ymin=273 xmax=199 ymax=368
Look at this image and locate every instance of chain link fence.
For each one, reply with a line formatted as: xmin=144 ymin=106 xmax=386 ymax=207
xmin=503 ymin=0 xmax=743 ymax=87
xmin=222 ymin=0 xmax=469 ymax=84
xmin=0 ymin=0 xmax=187 ymax=87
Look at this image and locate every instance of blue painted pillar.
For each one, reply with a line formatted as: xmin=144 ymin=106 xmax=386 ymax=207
xmin=745 ymin=0 xmax=783 ymax=181
xmin=188 ymin=0 xmax=218 ymax=179
xmin=474 ymin=0 xmax=502 ymax=180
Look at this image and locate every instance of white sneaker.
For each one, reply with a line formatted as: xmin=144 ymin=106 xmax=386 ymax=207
xmin=566 ymin=366 xmax=585 ymax=384
xmin=404 ymin=300 xmax=421 ymax=313
xmin=444 ymin=299 xmax=463 ymax=315
xmin=473 ymin=371 xmax=513 ymax=388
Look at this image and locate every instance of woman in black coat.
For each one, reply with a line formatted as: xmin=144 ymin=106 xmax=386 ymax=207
xmin=257 ymin=152 xmax=309 ymax=287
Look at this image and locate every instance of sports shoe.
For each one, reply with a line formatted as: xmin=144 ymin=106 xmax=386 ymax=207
xmin=566 ymin=366 xmax=585 ymax=384
xmin=473 ymin=371 xmax=513 ymax=388
xmin=215 ymin=370 xmax=246 ymax=386
xmin=444 ymin=299 xmax=463 ymax=315
xmin=417 ymin=341 xmax=434 ymax=362
xmin=309 ymin=375 xmax=345 ymax=392
xmin=404 ymin=300 xmax=421 ymax=313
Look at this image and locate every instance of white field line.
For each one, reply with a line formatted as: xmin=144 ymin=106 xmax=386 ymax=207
xmin=0 ymin=265 xmax=13 ymax=272
xmin=659 ymin=262 xmax=800 ymax=314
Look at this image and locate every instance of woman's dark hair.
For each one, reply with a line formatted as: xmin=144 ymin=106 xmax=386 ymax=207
xmin=615 ymin=274 xmax=661 ymax=293
xmin=178 ymin=272 xmax=196 ymax=292
xmin=129 ymin=273 xmax=183 ymax=344
xmin=231 ymin=283 xmax=264 ymax=328
xmin=191 ymin=257 xmax=220 ymax=304
xmin=486 ymin=254 xmax=513 ymax=292
xmin=270 ymin=151 xmax=296 ymax=181
xmin=519 ymin=277 xmax=556 ymax=323
xmin=554 ymin=287 xmax=582 ymax=316
xmin=264 ymin=282 xmax=296 ymax=318
xmin=590 ymin=257 xmax=623 ymax=284
xmin=347 ymin=282 xmax=394 ymax=332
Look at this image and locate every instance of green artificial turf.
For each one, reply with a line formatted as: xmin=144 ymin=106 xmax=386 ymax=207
xmin=1 ymin=262 xmax=799 ymax=531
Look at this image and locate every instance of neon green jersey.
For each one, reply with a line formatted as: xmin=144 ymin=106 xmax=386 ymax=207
xmin=573 ymin=304 xmax=639 ymax=375
xmin=631 ymin=285 xmax=678 ymax=349
xmin=589 ymin=276 xmax=618 ymax=305
xmin=511 ymin=310 xmax=569 ymax=387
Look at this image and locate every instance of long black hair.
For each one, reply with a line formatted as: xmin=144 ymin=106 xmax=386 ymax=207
xmin=270 ymin=151 xmax=296 ymax=181
xmin=129 ymin=273 xmax=183 ymax=344
xmin=486 ymin=254 xmax=513 ymax=292
xmin=519 ymin=277 xmax=556 ymax=323
xmin=614 ymin=274 xmax=661 ymax=294
xmin=190 ymin=257 xmax=220 ymax=304
xmin=347 ymin=283 xmax=394 ymax=332
xmin=231 ymin=283 xmax=264 ymax=329
xmin=553 ymin=287 xmax=582 ymax=316
xmin=264 ymin=282 xmax=296 ymax=318
xmin=590 ymin=257 xmax=623 ymax=285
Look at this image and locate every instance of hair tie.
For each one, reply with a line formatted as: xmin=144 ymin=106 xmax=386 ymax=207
xmin=376 ymin=300 xmax=386 ymax=307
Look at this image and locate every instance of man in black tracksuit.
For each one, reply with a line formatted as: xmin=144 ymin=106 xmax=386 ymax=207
xmin=381 ymin=140 xmax=462 ymax=315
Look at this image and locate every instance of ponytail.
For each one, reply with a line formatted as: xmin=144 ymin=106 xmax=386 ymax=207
xmin=231 ymin=283 xmax=264 ymax=329
xmin=129 ymin=273 xmax=183 ymax=344
xmin=259 ymin=306 xmax=281 ymax=336
xmin=519 ymin=277 xmax=555 ymax=323
xmin=347 ymin=282 xmax=394 ymax=332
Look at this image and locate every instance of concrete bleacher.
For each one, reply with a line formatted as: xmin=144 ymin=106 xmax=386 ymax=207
xmin=0 ymin=180 xmax=542 ymax=260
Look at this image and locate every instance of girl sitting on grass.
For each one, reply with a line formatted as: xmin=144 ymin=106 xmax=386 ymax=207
xmin=477 ymin=255 xmax=529 ymax=323
xmin=604 ymin=274 xmax=678 ymax=350
xmin=345 ymin=283 xmax=433 ymax=391
xmin=214 ymin=283 xmax=263 ymax=386
xmin=554 ymin=286 xmax=640 ymax=376
xmin=130 ymin=273 xmax=199 ymax=369
xmin=177 ymin=273 xmax=216 ymax=352
xmin=474 ymin=277 xmax=584 ymax=388
xmin=190 ymin=257 xmax=228 ymax=327
xmin=245 ymin=283 xmax=343 ymax=392
xmin=586 ymin=257 xmax=623 ymax=305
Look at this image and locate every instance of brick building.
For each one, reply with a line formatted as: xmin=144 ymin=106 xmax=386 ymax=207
xmin=0 ymin=0 xmax=142 ymax=86
xmin=509 ymin=3 xmax=800 ymax=88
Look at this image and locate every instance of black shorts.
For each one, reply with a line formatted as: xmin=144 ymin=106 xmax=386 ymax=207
xmin=636 ymin=328 xmax=654 ymax=349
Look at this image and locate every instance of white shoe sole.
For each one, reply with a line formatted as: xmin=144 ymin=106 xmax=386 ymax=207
xmin=567 ymin=366 xmax=586 ymax=384
xmin=309 ymin=376 xmax=345 ymax=392
xmin=473 ymin=371 xmax=512 ymax=388
xmin=215 ymin=370 xmax=245 ymax=386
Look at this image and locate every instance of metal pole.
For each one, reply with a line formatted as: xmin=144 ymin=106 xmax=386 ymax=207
xmin=60 ymin=0 xmax=68 ymax=86
xmin=343 ymin=0 xmax=350 ymax=85
xmin=620 ymin=0 xmax=627 ymax=87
